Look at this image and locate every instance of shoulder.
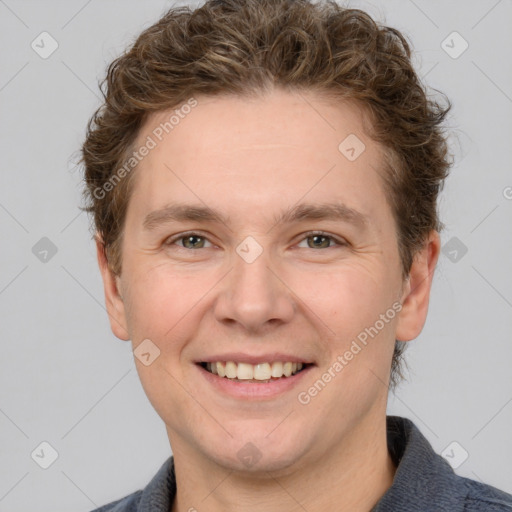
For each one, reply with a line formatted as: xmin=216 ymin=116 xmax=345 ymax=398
xmin=376 ymin=416 xmax=512 ymax=512
xmin=89 ymin=490 xmax=142 ymax=512
xmin=88 ymin=456 xmax=175 ymax=512
xmin=461 ymin=477 xmax=512 ymax=511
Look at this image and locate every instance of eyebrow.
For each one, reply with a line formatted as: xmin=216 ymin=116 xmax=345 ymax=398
xmin=142 ymin=201 xmax=368 ymax=232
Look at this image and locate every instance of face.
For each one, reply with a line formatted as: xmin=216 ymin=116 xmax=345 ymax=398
xmin=98 ymin=88 xmax=439 ymax=475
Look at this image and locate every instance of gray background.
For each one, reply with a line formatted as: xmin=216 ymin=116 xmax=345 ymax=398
xmin=0 ymin=0 xmax=511 ymax=510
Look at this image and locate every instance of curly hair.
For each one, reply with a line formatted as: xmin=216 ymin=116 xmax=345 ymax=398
xmin=81 ymin=0 xmax=452 ymax=390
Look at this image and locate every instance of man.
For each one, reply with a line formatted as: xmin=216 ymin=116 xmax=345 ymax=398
xmin=81 ymin=0 xmax=512 ymax=510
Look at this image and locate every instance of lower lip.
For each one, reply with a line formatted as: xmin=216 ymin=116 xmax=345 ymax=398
xmin=195 ymin=363 xmax=314 ymax=400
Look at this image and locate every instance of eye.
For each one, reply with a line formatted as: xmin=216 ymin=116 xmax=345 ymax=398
xmin=165 ymin=232 xmax=213 ymax=250
xmin=164 ymin=230 xmax=346 ymax=251
xmin=297 ymin=231 xmax=346 ymax=250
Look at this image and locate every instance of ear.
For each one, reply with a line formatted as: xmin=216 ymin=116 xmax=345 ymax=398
xmin=95 ymin=234 xmax=130 ymax=341
xmin=395 ymin=230 xmax=440 ymax=342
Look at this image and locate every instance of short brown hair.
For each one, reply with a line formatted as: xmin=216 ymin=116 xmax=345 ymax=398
xmin=81 ymin=0 xmax=452 ymax=389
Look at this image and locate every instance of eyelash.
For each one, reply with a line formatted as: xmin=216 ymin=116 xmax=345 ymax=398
xmin=164 ymin=231 xmax=347 ymax=251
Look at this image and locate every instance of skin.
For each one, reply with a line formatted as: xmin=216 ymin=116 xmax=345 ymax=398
xmin=97 ymin=88 xmax=440 ymax=512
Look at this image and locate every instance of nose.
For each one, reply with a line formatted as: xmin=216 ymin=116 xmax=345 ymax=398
xmin=213 ymin=243 xmax=295 ymax=334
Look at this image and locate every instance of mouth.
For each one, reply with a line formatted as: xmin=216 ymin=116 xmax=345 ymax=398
xmin=198 ymin=360 xmax=311 ymax=383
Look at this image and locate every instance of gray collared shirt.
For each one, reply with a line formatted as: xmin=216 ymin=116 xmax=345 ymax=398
xmin=91 ymin=416 xmax=512 ymax=512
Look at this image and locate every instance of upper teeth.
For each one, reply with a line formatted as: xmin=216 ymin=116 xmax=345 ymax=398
xmin=206 ymin=361 xmax=304 ymax=380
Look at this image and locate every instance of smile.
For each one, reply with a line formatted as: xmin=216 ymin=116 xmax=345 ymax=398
xmin=200 ymin=361 xmax=307 ymax=382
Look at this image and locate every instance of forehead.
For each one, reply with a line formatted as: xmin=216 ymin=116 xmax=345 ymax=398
xmin=127 ymin=89 xmax=390 ymax=230
xmin=141 ymin=89 xmax=372 ymax=160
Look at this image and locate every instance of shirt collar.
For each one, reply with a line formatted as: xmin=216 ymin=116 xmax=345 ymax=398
xmin=137 ymin=455 xmax=176 ymax=511
xmin=371 ymin=415 xmax=467 ymax=511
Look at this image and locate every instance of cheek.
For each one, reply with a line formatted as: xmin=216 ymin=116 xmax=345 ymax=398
xmin=123 ymin=245 xmax=401 ymax=351
xmin=294 ymin=263 xmax=400 ymax=391
xmin=122 ymin=261 xmax=201 ymax=342
xmin=292 ymin=261 xmax=397 ymax=331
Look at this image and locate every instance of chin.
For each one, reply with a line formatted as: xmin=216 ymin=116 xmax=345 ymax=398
xmin=199 ymin=428 xmax=311 ymax=477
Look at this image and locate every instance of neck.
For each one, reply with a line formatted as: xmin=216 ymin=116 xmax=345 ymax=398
xmin=169 ymin=413 xmax=395 ymax=512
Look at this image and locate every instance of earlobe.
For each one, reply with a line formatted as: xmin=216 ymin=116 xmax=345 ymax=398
xmin=395 ymin=231 xmax=441 ymax=342
xmin=95 ymin=235 xmax=130 ymax=341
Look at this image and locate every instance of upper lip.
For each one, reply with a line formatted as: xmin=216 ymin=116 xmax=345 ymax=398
xmin=196 ymin=352 xmax=315 ymax=365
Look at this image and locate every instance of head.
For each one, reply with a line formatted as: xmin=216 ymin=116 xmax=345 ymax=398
xmin=81 ymin=0 xmax=450 ymax=473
